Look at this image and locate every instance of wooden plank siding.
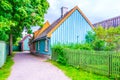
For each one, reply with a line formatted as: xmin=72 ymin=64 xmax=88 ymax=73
xmin=23 ymin=37 xmax=30 ymax=51
xmin=50 ymin=10 xmax=93 ymax=45
xmin=93 ymin=16 xmax=120 ymax=28
xmin=35 ymin=39 xmax=51 ymax=55
xmin=19 ymin=35 xmax=32 ymax=51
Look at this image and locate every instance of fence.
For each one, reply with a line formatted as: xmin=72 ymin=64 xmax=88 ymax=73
xmin=0 ymin=41 xmax=8 ymax=68
xmin=52 ymin=48 xmax=120 ymax=78
xmin=13 ymin=45 xmax=20 ymax=51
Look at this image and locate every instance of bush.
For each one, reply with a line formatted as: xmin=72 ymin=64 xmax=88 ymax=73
xmin=92 ymin=38 xmax=106 ymax=51
xmin=85 ymin=31 xmax=95 ymax=43
xmin=52 ymin=44 xmax=67 ymax=65
xmin=61 ymin=43 xmax=93 ymax=50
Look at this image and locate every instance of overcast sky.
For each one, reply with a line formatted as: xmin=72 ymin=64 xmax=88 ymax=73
xmin=45 ymin=0 xmax=120 ymax=24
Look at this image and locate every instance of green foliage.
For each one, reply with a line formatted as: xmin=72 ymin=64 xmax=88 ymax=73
xmin=0 ymin=15 xmax=13 ymax=41
xmin=92 ymin=38 xmax=105 ymax=51
xmin=0 ymin=0 xmax=49 ymax=42
xmin=0 ymin=27 xmax=9 ymax=41
xmin=14 ymin=37 xmax=21 ymax=46
xmin=85 ymin=26 xmax=120 ymax=51
xmin=65 ymin=43 xmax=93 ymax=50
xmin=85 ymin=31 xmax=106 ymax=51
xmin=52 ymin=43 xmax=93 ymax=50
xmin=52 ymin=45 xmax=67 ymax=65
xmin=85 ymin=31 xmax=96 ymax=43
xmin=94 ymin=26 xmax=107 ymax=39
xmin=94 ymin=26 xmax=120 ymax=51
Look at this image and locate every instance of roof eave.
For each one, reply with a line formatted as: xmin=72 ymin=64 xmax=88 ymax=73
xmin=32 ymin=36 xmax=48 ymax=42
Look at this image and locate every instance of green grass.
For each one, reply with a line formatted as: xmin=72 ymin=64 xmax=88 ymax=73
xmin=51 ymin=61 xmax=111 ymax=80
xmin=0 ymin=53 xmax=15 ymax=80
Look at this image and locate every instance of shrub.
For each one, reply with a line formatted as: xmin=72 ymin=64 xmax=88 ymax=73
xmin=62 ymin=43 xmax=93 ymax=50
xmin=52 ymin=44 xmax=67 ymax=65
xmin=85 ymin=31 xmax=96 ymax=43
xmin=92 ymin=38 xmax=106 ymax=51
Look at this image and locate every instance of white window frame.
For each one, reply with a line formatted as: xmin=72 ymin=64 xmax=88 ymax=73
xmin=45 ymin=39 xmax=48 ymax=52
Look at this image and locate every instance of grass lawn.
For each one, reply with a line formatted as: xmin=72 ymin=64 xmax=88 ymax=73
xmin=0 ymin=53 xmax=15 ymax=80
xmin=51 ymin=61 xmax=111 ymax=80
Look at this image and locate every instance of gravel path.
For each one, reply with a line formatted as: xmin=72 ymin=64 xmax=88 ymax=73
xmin=8 ymin=52 xmax=70 ymax=80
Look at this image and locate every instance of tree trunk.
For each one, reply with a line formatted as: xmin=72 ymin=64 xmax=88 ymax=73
xmin=9 ymin=34 xmax=13 ymax=55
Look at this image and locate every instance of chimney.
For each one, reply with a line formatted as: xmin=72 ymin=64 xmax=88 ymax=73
xmin=61 ymin=7 xmax=68 ymax=17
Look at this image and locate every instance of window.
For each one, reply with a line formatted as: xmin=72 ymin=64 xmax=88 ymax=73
xmin=45 ymin=39 xmax=48 ymax=51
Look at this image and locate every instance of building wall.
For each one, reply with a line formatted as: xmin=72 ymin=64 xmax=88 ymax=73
xmin=35 ymin=41 xmax=38 ymax=51
xmin=51 ymin=10 xmax=93 ymax=45
xmin=0 ymin=41 xmax=7 ymax=68
xmin=23 ymin=36 xmax=30 ymax=51
xmin=30 ymin=42 xmax=35 ymax=53
xmin=35 ymin=39 xmax=51 ymax=55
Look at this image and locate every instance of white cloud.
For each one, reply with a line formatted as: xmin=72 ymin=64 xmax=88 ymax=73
xmin=45 ymin=0 xmax=120 ymax=24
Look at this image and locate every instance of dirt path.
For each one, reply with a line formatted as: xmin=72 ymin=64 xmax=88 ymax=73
xmin=8 ymin=52 xmax=70 ymax=80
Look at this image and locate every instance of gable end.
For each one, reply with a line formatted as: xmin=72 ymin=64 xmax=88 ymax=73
xmin=47 ymin=6 xmax=94 ymax=37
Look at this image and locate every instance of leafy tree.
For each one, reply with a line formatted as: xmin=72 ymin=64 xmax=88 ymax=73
xmin=95 ymin=26 xmax=120 ymax=51
xmin=14 ymin=37 xmax=21 ymax=46
xmin=111 ymin=26 xmax=120 ymax=51
xmin=94 ymin=26 xmax=107 ymax=40
xmin=0 ymin=27 xmax=9 ymax=41
xmin=0 ymin=0 xmax=49 ymax=55
xmin=0 ymin=16 xmax=14 ymax=41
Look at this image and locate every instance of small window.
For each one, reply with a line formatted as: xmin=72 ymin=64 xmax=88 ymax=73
xmin=45 ymin=39 xmax=48 ymax=51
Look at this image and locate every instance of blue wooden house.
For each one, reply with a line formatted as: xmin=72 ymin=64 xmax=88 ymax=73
xmin=19 ymin=35 xmax=32 ymax=51
xmin=30 ymin=6 xmax=94 ymax=55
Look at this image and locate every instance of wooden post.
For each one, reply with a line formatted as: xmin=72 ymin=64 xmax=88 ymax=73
xmin=108 ymin=54 xmax=112 ymax=77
